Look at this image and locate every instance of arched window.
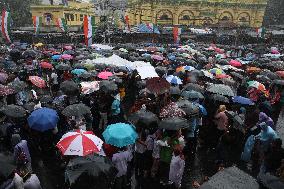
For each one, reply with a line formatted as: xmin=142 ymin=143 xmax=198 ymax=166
xmin=182 ymin=15 xmax=190 ymax=20
xmin=156 ymin=10 xmax=173 ymax=25
xmin=221 ymin=16 xmax=229 ymax=21
xmin=160 ymin=14 xmax=170 ymax=20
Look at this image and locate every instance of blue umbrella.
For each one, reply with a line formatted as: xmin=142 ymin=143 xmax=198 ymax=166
xmin=51 ymin=55 xmax=61 ymax=60
xmin=71 ymin=69 xmax=87 ymax=75
xmin=232 ymin=96 xmax=255 ymax=105
xmin=102 ymin=123 xmax=138 ymax=147
xmin=166 ymin=75 xmax=183 ymax=85
xmin=196 ymin=103 xmax=207 ymax=116
xmin=28 ymin=108 xmax=59 ymax=132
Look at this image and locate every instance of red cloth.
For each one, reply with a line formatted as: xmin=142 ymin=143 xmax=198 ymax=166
xmin=103 ymin=143 xmax=118 ymax=158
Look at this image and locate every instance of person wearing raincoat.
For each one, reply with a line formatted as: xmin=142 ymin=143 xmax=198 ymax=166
xmin=169 ymin=145 xmax=185 ymax=188
xmin=256 ymin=122 xmax=278 ymax=153
xmin=258 ymin=112 xmax=275 ymax=130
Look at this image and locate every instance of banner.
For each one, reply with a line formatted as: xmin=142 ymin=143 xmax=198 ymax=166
xmin=1 ymin=10 xmax=11 ymax=43
xmin=173 ymin=26 xmax=181 ymax=44
xmin=56 ymin=18 xmax=68 ymax=32
xmin=32 ymin=16 xmax=42 ymax=34
xmin=83 ymin=16 xmax=93 ymax=46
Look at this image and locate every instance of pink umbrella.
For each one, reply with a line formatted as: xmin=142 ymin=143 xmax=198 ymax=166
xmin=98 ymin=71 xmax=113 ymax=80
xmin=230 ymin=59 xmax=242 ymax=67
xmin=0 ymin=72 xmax=9 ymax=84
xmin=61 ymin=54 xmax=73 ymax=60
xmin=64 ymin=45 xmax=73 ymax=50
xmin=271 ymin=49 xmax=280 ymax=54
xmin=151 ymin=55 xmax=164 ymax=61
xmin=29 ymin=76 xmax=46 ymax=88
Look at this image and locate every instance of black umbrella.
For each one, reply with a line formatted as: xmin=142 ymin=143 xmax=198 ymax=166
xmin=177 ymin=99 xmax=199 ymax=116
xmin=22 ymin=49 xmax=37 ymax=59
xmin=108 ymin=76 xmax=123 ymax=84
xmin=273 ymin=79 xmax=284 ymax=86
xmin=169 ymin=86 xmax=181 ymax=95
xmin=8 ymin=80 xmax=27 ymax=92
xmin=79 ymin=72 xmax=93 ymax=79
xmin=159 ymin=117 xmax=190 ymax=130
xmin=183 ymin=83 xmax=204 ymax=94
xmin=260 ymin=70 xmax=279 ymax=80
xmin=23 ymin=102 xmax=36 ymax=113
xmin=99 ymin=80 xmax=118 ymax=92
xmin=40 ymin=95 xmax=53 ymax=103
xmin=128 ymin=110 xmax=159 ymax=127
xmin=155 ymin=66 xmax=167 ymax=75
xmin=62 ymin=103 xmax=91 ymax=117
xmin=60 ymin=81 xmax=79 ymax=95
xmin=206 ymin=84 xmax=235 ymax=97
xmin=181 ymin=90 xmax=204 ymax=100
xmin=56 ymin=64 xmax=71 ymax=71
xmin=256 ymin=75 xmax=271 ymax=83
xmin=66 ymin=155 xmax=117 ymax=189
xmin=1 ymin=105 xmax=26 ymax=118
xmin=230 ymin=72 xmax=244 ymax=80
xmin=0 ymin=153 xmax=16 ymax=180
xmin=209 ymin=94 xmax=230 ymax=103
xmin=10 ymin=48 xmax=21 ymax=62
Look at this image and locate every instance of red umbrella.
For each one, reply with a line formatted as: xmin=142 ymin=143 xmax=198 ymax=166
xmin=276 ymin=71 xmax=284 ymax=78
xmin=215 ymin=74 xmax=230 ymax=79
xmin=0 ymin=84 xmax=15 ymax=96
xmin=56 ymin=129 xmax=103 ymax=156
xmin=230 ymin=60 xmax=242 ymax=67
xmin=160 ymin=102 xmax=186 ymax=119
xmin=29 ymin=76 xmax=46 ymax=88
xmin=146 ymin=77 xmax=170 ymax=94
xmin=40 ymin=62 xmax=53 ymax=69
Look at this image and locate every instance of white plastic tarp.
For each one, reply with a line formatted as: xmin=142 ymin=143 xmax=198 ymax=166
xmin=136 ymin=66 xmax=159 ymax=79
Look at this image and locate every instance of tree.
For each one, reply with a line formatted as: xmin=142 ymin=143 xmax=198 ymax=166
xmin=0 ymin=0 xmax=40 ymax=27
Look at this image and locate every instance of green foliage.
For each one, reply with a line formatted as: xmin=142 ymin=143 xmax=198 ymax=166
xmin=0 ymin=0 xmax=40 ymax=27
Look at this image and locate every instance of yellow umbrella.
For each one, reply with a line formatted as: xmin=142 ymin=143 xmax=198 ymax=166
xmin=35 ymin=43 xmax=44 ymax=47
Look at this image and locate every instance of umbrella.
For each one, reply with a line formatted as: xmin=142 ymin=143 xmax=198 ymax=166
xmin=56 ymin=64 xmax=71 ymax=71
xmin=8 ymin=80 xmax=27 ymax=92
xmin=146 ymin=77 xmax=170 ymax=94
xmin=155 ymin=66 xmax=167 ymax=75
xmin=0 ymin=72 xmax=8 ymax=84
xmin=158 ymin=117 xmax=189 ymax=130
xmin=215 ymin=74 xmax=230 ymax=79
xmin=199 ymin=166 xmax=259 ymax=189
xmin=61 ymin=54 xmax=73 ymax=60
xmin=260 ymin=70 xmax=279 ymax=80
xmin=52 ymin=54 xmax=61 ymax=60
xmin=64 ymin=45 xmax=73 ymax=50
xmin=40 ymin=95 xmax=53 ymax=103
xmin=28 ymin=108 xmax=59 ymax=132
xmin=103 ymin=123 xmax=138 ymax=147
xmin=62 ymin=103 xmax=91 ymax=117
xmin=99 ymin=80 xmax=118 ymax=92
xmin=0 ymin=153 xmax=16 ymax=180
xmin=230 ymin=72 xmax=244 ymax=80
xmin=232 ymin=96 xmax=255 ymax=105
xmin=71 ymin=69 xmax=87 ymax=76
xmin=169 ymin=86 xmax=181 ymax=95
xmin=181 ymin=90 xmax=204 ymax=99
xmin=57 ymin=129 xmax=103 ymax=156
xmin=229 ymin=59 xmax=242 ymax=67
xmin=79 ymin=72 xmax=93 ymax=79
xmin=0 ymin=84 xmax=15 ymax=96
xmin=273 ymin=79 xmax=284 ymax=86
xmin=276 ymin=71 xmax=284 ymax=78
xmin=65 ymin=155 xmax=117 ymax=187
xmin=209 ymin=94 xmax=230 ymax=103
xmin=247 ymin=80 xmax=266 ymax=92
xmin=28 ymin=76 xmax=46 ymax=88
xmin=128 ymin=110 xmax=159 ymax=127
xmin=63 ymin=50 xmax=75 ymax=55
xmin=35 ymin=43 xmax=44 ymax=47
xmin=23 ymin=102 xmax=36 ymax=113
xmin=22 ymin=49 xmax=37 ymax=58
xmin=160 ymin=102 xmax=186 ymax=118
xmin=256 ymin=75 xmax=271 ymax=83
xmin=176 ymin=99 xmax=199 ymax=116
xmin=206 ymin=84 xmax=235 ymax=97
xmin=166 ymin=75 xmax=183 ymax=85
xmin=40 ymin=62 xmax=53 ymax=69
xmin=98 ymin=71 xmax=113 ymax=80
xmin=1 ymin=105 xmax=26 ymax=118
xmin=209 ymin=68 xmax=224 ymax=75
xmin=60 ymin=81 xmax=79 ymax=95
xmin=151 ymin=55 xmax=163 ymax=61
xmin=183 ymin=83 xmax=204 ymax=93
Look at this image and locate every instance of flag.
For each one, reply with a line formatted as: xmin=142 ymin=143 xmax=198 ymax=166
xmin=1 ymin=10 xmax=11 ymax=43
xmin=125 ymin=15 xmax=130 ymax=32
xmin=56 ymin=18 xmax=68 ymax=32
xmin=256 ymin=27 xmax=265 ymax=38
xmin=83 ymin=16 xmax=94 ymax=46
xmin=32 ymin=16 xmax=42 ymax=34
xmin=173 ymin=26 xmax=181 ymax=44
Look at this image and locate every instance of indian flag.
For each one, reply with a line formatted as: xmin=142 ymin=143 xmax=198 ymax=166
xmin=1 ymin=10 xmax=11 ymax=43
xmin=32 ymin=16 xmax=42 ymax=34
xmin=56 ymin=18 xmax=68 ymax=32
xmin=256 ymin=27 xmax=265 ymax=38
xmin=83 ymin=16 xmax=95 ymax=46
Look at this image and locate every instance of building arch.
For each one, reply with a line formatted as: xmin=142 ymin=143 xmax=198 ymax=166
xmin=203 ymin=17 xmax=214 ymax=26
xmin=178 ymin=10 xmax=195 ymax=25
xmin=156 ymin=9 xmax=173 ymax=26
xmin=219 ymin=11 xmax=234 ymax=22
xmin=237 ymin=12 xmax=250 ymax=26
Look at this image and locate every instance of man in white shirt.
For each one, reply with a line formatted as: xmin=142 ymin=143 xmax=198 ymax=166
xmin=112 ymin=148 xmax=133 ymax=189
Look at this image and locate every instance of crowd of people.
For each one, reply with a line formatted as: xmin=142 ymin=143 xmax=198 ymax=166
xmin=0 ymin=40 xmax=284 ymax=189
